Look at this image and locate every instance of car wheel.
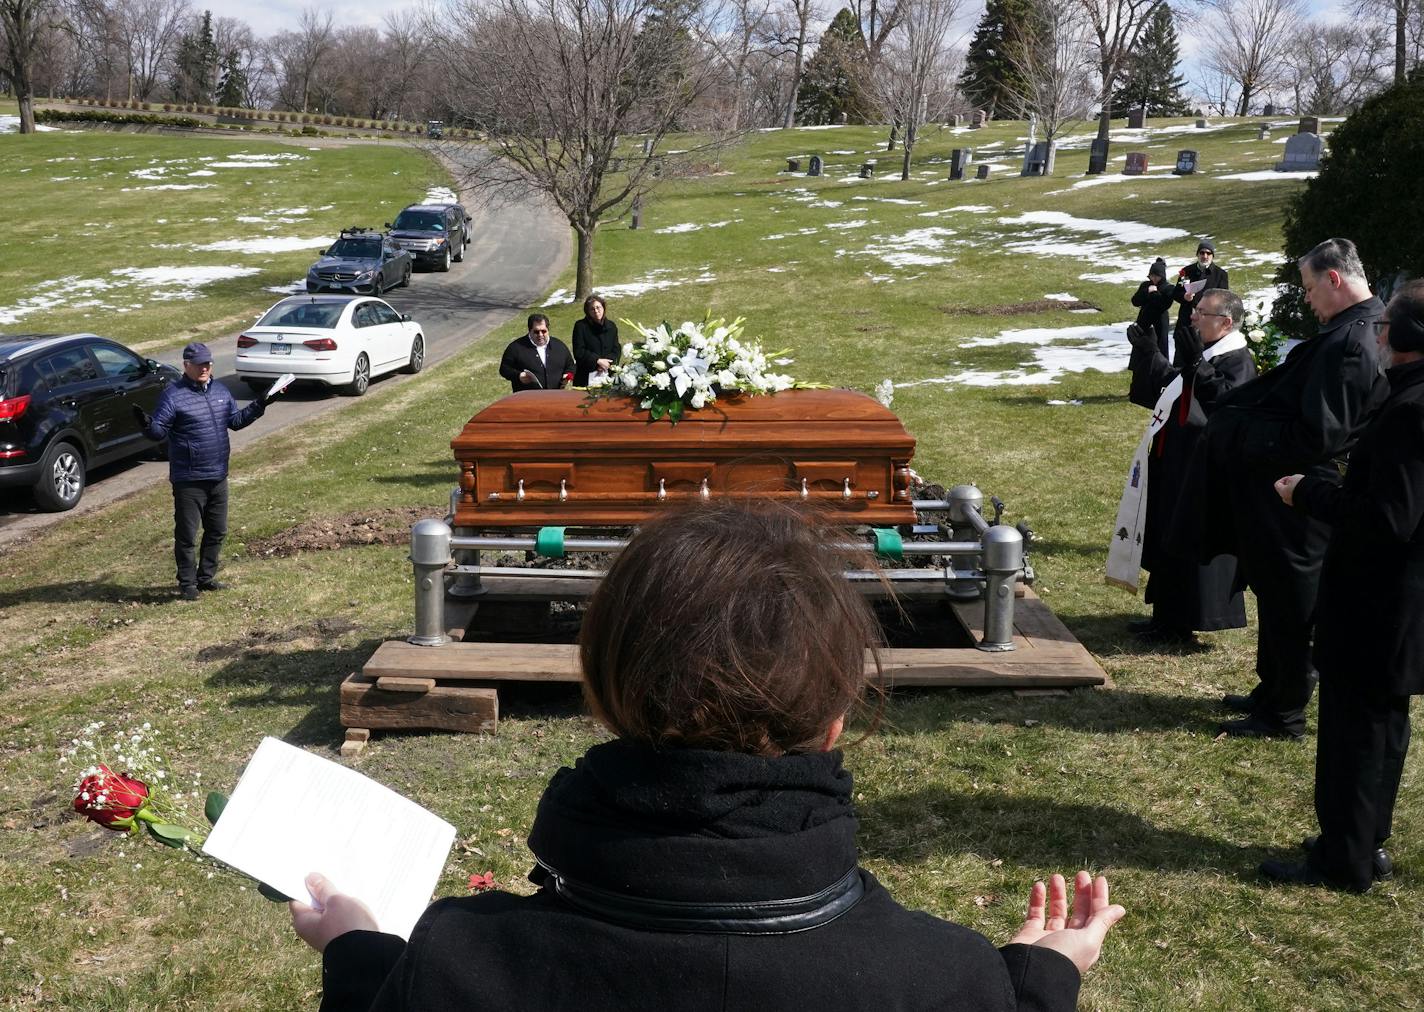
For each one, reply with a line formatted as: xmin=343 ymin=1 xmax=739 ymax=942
xmin=346 ymin=353 xmax=370 ymax=396
xmin=453 ymin=239 xmax=465 ymax=263
xmin=405 ymin=334 xmax=425 ymax=374
xmin=32 ymin=440 xmax=85 ymax=511
xmin=373 ymin=276 xmax=384 ymax=297
xmin=438 ymin=247 xmax=451 ymax=272
xmin=401 ymin=265 xmax=412 ymax=288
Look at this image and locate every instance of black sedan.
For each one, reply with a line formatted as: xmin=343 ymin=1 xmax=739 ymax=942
xmin=0 ymin=333 xmax=179 ymax=510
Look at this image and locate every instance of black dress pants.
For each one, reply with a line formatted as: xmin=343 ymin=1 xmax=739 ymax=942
xmin=1311 ymin=669 xmax=1412 ymax=890
xmin=172 ymin=478 xmax=228 ymax=591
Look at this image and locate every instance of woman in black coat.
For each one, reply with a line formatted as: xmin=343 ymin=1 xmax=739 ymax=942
xmin=1130 ymin=258 xmax=1176 ymax=358
xmin=290 ymin=504 xmax=1125 ymax=1011
xmin=1263 ymin=281 xmax=1424 ymax=893
xmin=571 ymin=294 xmax=621 ymax=386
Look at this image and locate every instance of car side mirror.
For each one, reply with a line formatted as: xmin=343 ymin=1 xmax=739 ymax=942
xmin=401 ymin=314 xmax=412 ymax=322
xmin=384 ymin=222 xmax=392 ymax=229
xmin=319 ymin=249 xmax=327 ymax=255
xmin=465 ymin=216 xmax=472 ymax=223
xmin=146 ymin=358 xmax=161 ymax=372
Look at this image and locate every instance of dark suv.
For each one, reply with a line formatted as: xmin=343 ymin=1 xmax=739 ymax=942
xmin=386 ymin=203 xmax=472 ymax=272
xmin=0 ymin=334 xmax=179 ymax=511
xmin=305 ymin=227 xmax=413 ymax=296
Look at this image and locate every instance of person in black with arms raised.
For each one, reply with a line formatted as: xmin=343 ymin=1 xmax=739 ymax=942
xmin=1131 ymin=258 xmax=1176 ymax=359
xmin=289 ymin=503 xmax=1125 ymax=1011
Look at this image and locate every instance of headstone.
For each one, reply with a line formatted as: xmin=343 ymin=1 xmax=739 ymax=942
xmin=807 ymin=154 xmax=822 ymax=177
xmin=1173 ymin=149 xmax=1197 ymax=175
xmin=1124 ymin=152 xmax=1148 ymax=175
xmin=1195 ymin=118 xmax=1207 ymax=129
xmin=1127 ymin=107 xmax=1146 ymax=129
xmin=785 ymin=157 xmax=800 ymax=173
xmin=951 ymin=114 xmax=965 ymax=128
xmin=970 ymin=109 xmax=986 ymax=129
xmin=1276 ymin=132 xmax=1323 ymax=171
xmin=1021 ymin=140 xmax=1050 ymax=176
xmin=975 ymin=163 xmax=991 ymax=180
xmin=642 ymin=138 xmax=653 ymax=156
xmin=949 ymin=147 xmax=973 ymax=180
xmin=630 ymin=196 xmax=641 ymax=231
xmin=1298 ymin=116 xmax=1320 ymax=134
xmin=837 ymin=111 xmax=848 ymax=125
xmin=1087 ymin=138 xmax=1110 ymax=175
xmin=1263 ymin=102 xmax=1276 ymax=116
xmin=859 ymin=160 xmax=876 ymax=178
xmin=1257 ymin=124 xmax=1271 ymax=141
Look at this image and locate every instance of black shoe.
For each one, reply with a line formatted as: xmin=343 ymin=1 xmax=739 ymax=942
xmin=179 ymin=586 xmax=200 ymax=602
xmin=1260 ymin=859 xmax=1370 ymax=893
xmin=197 ymin=580 xmax=229 ymax=592
xmin=1218 ymin=716 xmax=1304 ymax=740
xmin=1301 ymin=836 xmax=1393 ymax=880
xmin=1221 ymin=693 xmax=1255 ymax=714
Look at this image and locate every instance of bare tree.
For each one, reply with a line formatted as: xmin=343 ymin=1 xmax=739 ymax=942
xmin=1281 ymin=20 xmax=1389 ymax=113
xmin=269 ymin=5 xmax=333 ymax=111
xmin=1351 ymin=0 xmax=1410 ymax=83
xmin=849 ymin=0 xmax=906 ymax=68
xmin=1 ymin=0 xmax=63 ymax=130
xmin=112 ymin=0 xmax=189 ymax=100
xmin=700 ymin=0 xmax=774 ymax=129
xmin=869 ymin=0 xmax=962 ymax=179
xmin=1203 ymin=0 xmax=1302 ymax=115
xmin=381 ymin=8 xmax=429 ymax=122
xmin=1074 ymin=0 xmax=1162 ymax=140
xmin=1004 ymin=0 xmax=1095 ymax=171
xmin=441 ymin=0 xmax=721 ymax=300
xmin=1192 ymin=60 xmax=1238 ymax=115
xmin=761 ymin=0 xmax=817 ymax=127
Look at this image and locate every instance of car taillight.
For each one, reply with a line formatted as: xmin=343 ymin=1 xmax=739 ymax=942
xmin=303 ymin=338 xmax=338 ymax=351
xmin=0 ymin=394 xmax=30 ymax=421
xmin=237 ymin=334 xmax=257 ymax=348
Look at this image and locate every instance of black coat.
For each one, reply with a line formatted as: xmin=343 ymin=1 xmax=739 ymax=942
xmin=499 ymin=334 xmax=575 ymax=393
xmin=1170 ymin=296 xmax=1386 ymax=573
xmin=1129 ymin=338 xmax=1256 ymax=629
xmin=1297 ymin=358 xmax=1424 ymax=696
xmin=1131 ymin=281 xmax=1175 ymax=356
xmin=319 ymin=743 xmax=1080 ymax=1012
xmin=572 ymin=317 xmax=622 ymax=386
xmin=1171 ymin=262 xmax=1229 ymax=331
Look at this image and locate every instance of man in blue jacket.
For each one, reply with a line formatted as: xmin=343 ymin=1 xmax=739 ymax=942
xmin=136 ymin=342 xmax=278 ymax=600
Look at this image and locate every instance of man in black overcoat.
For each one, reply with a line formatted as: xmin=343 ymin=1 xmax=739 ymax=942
xmin=1126 ymin=289 xmax=1256 ymax=640
xmin=1171 ymin=240 xmax=1229 ymax=347
xmin=1173 ymin=238 xmax=1386 ymax=738
xmin=1261 ymin=280 xmax=1424 ymax=891
xmin=499 ymin=313 xmax=575 ymax=393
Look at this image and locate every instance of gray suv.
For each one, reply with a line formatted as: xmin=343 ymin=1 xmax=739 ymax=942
xmin=306 ymin=228 xmax=413 ymax=295
xmin=386 ymin=204 xmax=472 ymax=272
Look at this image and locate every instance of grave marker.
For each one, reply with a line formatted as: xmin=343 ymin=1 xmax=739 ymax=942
xmin=971 ymin=109 xmax=986 ymax=128
xmin=1298 ymin=116 xmax=1320 ymax=134
xmin=860 ymin=160 xmax=876 ymax=178
xmin=807 ymin=154 xmax=822 ymax=176
xmin=1195 ymin=118 xmax=1207 ymax=129
xmin=950 ymin=147 xmax=973 ymax=180
xmin=1124 ymin=152 xmax=1148 ymax=175
xmin=975 ymin=163 xmax=991 ymax=180
xmin=1276 ymin=132 xmax=1323 ymax=171
xmin=1127 ymin=107 xmax=1146 ymax=129
xmin=1087 ymin=138 xmax=1110 ymax=175
xmin=1173 ymin=149 xmax=1197 ymax=175
xmin=785 ymin=157 xmax=800 ymax=173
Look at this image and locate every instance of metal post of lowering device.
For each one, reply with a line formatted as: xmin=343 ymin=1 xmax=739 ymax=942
xmin=978 ymin=523 xmax=1023 ymax=651
xmin=446 ymin=487 xmax=487 ymax=599
xmin=409 ymin=519 xmax=452 ymax=646
xmin=945 ymin=484 xmax=986 ymax=600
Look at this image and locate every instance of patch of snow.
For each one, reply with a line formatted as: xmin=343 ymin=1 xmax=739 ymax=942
xmin=192 ymin=236 xmax=329 ymax=254
xmin=763 ymin=228 xmax=820 ymax=240
xmin=112 ymin=265 xmax=260 ymax=289
xmin=1044 ymin=293 xmax=1077 ymax=301
xmin=997 ymin=210 xmax=1187 ymax=245
xmin=827 ymin=149 xmax=857 ymax=155
xmin=207 ymin=161 xmax=283 ymax=169
xmin=542 ymin=267 xmax=717 ymax=306
xmin=839 ymin=226 xmax=957 ymax=269
xmin=424 ymin=186 xmax=458 ymax=203
xmin=120 ymin=183 xmax=215 ymax=191
xmin=1220 ymin=170 xmax=1318 ymax=181
xmin=851 ymin=196 xmax=924 ymax=205
xmin=653 ymin=220 xmax=735 ymax=234
xmin=898 ymin=320 xmax=1134 ymax=387
xmin=1047 ymin=399 xmax=1084 ymax=405
xmin=188 ymin=169 xmax=216 ymax=177
xmin=0 ymin=115 xmax=59 ymax=133
xmin=826 ymin=219 xmax=872 ymax=229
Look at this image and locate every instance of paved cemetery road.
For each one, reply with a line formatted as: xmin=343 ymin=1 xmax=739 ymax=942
xmin=0 ymin=167 xmax=570 ymax=549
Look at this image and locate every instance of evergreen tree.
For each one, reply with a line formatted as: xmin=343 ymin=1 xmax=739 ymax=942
xmin=171 ymin=11 xmax=219 ymax=104
xmin=796 ymin=8 xmax=873 ymax=124
xmin=958 ymin=0 xmax=1033 ymax=119
xmin=630 ymin=0 xmax=698 ymax=109
xmin=1112 ymin=4 xmax=1191 ymax=117
xmin=216 ymin=50 xmax=247 ymax=108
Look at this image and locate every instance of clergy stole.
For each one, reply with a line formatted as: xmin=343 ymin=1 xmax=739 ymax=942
xmin=1106 ymin=374 xmax=1182 ymax=592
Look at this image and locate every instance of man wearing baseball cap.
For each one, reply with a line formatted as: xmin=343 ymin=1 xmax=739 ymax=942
xmin=1171 ymin=240 xmax=1230 ymax=358
xmin=135 ymin=342 xmax=282 ymax=601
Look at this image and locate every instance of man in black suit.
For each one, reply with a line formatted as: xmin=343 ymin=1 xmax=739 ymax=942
xmin=1171 ymin=239 xmax=1229 ymax=347
xmin=1176 ymin=238 xmax=1385 ymax=739
xmin=499 ymin=314 xmax=575 ymax=393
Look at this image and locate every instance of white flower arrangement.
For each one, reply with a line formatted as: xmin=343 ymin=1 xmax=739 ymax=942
xmin=1241 ymin=299 xmax=1289 ymax=371
xmin=590 ymin=315 xmax=799 ymax=421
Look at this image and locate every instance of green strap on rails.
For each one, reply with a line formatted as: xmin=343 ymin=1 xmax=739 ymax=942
xmin=872 ymin=527 xmax=903 ymax=561
xmin=536 ymin=526 xmax=567 ymax=559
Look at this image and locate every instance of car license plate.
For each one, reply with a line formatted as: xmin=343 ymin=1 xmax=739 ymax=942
xmin=271 ymin=343 xmax=290 ymax=355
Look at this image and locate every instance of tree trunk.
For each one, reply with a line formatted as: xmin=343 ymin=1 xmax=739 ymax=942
xmin=886 ymin=118 xmax=899 ymax=151
xmin=783 ymin=34 xmax=806 ymax=128
xmin=18 ymin=91 xmax=34 ymax=133
xmin=900 ymin=130 xmax=912 ymax=180
xmin=575 ymin=223 xmax=595 ymax=302
xmin=1396 ymin=0 xmax=1408 ymax=84
xmin=1237 ymin=82 xmax=1253 ymax=117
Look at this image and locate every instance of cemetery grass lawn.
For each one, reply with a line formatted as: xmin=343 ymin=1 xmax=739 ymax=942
xmin=0 ymin=129 xmax=446 ymax=354
xmin=4 ymin=117 xmax=1422 ymax=1009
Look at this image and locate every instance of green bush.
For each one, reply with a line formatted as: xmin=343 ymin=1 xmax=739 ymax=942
xmin=1274 ymin=72 xmax=1424 ymax=337
xmin=301 ymin=124 xmax=319 ymax=136
xmin=34 ymin=109 xmax=203 ymax=129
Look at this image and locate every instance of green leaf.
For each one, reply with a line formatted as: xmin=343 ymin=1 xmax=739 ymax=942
xmin=668 ymin=400 xmax=684 ymax=423
xmin=204 ymin=791 xmax=229 ymax=827
xmin=258 ymin=882 xmax=292 ymax=903
xmin=649 ymin=402 xmax=667 ymax=421
xmin=146 ymin=822 xmax=192 ymax=848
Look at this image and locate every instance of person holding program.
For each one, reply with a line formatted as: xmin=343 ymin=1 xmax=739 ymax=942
xmin=498 ymin=313 xmax=574 ymax=393
xmin=571 ymin=294 xmax=621 ymax=386
xmin=1122 ymin=289 xmax=1255 ymax=643
xmin=289 ymin=502 xmax=1125 ymax=1011
xmin=1261 ymin=280 xmax=1424 ymax=892
xmin=1171 ymin=240 xmax=1229 ymax=348
xmin=1172 ymin=238 xmax=1385 ymax=739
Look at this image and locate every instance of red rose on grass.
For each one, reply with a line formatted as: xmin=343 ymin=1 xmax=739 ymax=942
xmin=73 ymin=764 xmax=150 ymax=831
xmin=468 ymin=872 xmax=496 ymax=892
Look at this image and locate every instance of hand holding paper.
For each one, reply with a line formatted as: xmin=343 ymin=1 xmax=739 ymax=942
xmin=264 ymin=373 xmax=297 ymax=402
xmin=1182 ymin=278 xmax=1208 ymax=298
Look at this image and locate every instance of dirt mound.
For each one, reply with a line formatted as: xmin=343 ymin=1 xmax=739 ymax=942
xmin=246 ymin=507 xmax=434 ymax=557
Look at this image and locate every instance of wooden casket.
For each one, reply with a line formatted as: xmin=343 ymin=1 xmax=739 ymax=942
xmin=451 ymin=388 xmax=917 ymax=528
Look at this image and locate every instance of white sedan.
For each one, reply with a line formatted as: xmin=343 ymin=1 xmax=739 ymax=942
xmin=235 ymin=294 xmax=426 ymax=397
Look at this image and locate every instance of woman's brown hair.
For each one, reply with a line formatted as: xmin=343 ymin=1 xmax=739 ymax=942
xmin=582 ymin=294 xmax=606 ymax=321
xmin=579 ymin=501 xmax=882 ymax=756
